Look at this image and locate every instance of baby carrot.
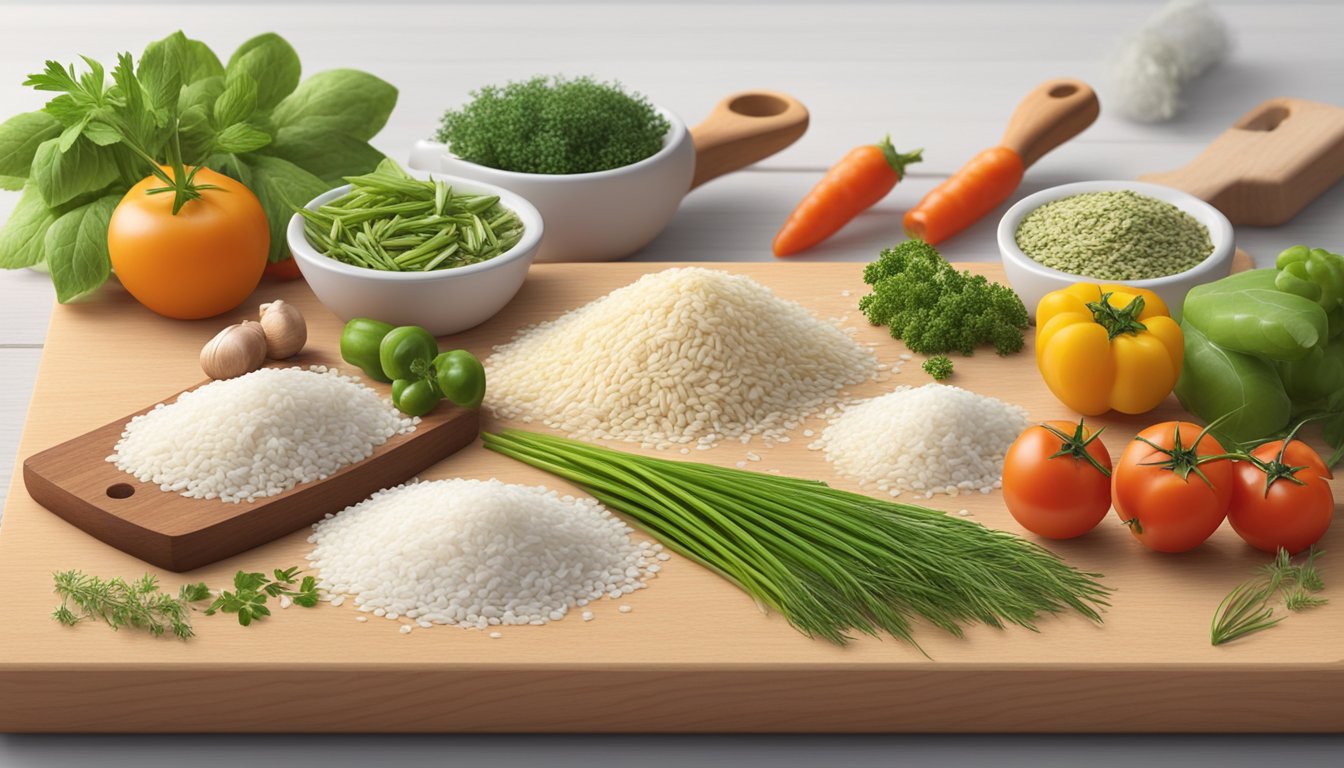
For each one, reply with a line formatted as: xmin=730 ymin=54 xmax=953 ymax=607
xmin=903 ymin=146 xmax=1024 ymax=245
xmin=773 ymin=137 xmax=921 ymax=257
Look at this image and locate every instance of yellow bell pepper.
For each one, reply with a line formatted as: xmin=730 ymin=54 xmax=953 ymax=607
xmin=1036 ymin=283 xmax=1184 ymax=415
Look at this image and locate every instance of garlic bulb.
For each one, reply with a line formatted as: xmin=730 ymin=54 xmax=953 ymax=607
xmin=200 ymin=322 xmax=268 ymax=380
xmin=258 ymin=299 xmax=307 ymax=359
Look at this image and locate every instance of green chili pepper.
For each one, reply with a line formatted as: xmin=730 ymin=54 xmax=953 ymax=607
xmin=378 ymin=325 xmax=443 ymax=417
xmin=339 ymin=318 xmax=396 ymax=382
xmin=433 ymin=350 xmax=487 ymax=408
xmin=1182 ymin=269 xmax=1328 ymax=362
xmin=1174 ymin=321 xmax=1292 ymax=445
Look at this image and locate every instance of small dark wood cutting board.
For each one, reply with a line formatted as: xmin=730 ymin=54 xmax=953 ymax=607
xmin=22 ymin=363 xmax=479 ymax=572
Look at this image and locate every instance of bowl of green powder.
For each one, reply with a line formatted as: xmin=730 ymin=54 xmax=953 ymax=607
xmin=998 ymin=180 xmax=1234 ymax=319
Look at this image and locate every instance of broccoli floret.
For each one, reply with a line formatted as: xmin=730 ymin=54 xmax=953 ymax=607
xmin=436 ymin=75 xmax=670 ymax=175
xmin=858 ymin=239 xmax=1028 ymax=356
xmin=922 ymin=355 xmax=954 ymax=381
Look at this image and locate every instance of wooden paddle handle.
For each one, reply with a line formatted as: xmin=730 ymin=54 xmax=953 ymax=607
xmin=999 ymin=78 xmax=1100 ymax=169
xmin=689 ymin=90 xmax=809 ymax=190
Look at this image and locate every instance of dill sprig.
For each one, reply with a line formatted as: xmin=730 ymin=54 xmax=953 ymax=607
xmin=1211 ymin=547 xmax=1327 ymax=646
xmin=482 ymin=429 xmax=1109 ymax=650
xmin=51 ymin=570 xmax=210 ymax=639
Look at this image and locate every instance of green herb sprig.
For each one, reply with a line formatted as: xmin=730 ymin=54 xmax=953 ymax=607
xmin=300 ymin=159 xmax=525 ymax=272
xmin=1211 ymin=548 xmax=1327 ymax=646
xmin=483 ymin=429 xmax=1108 ymax=651
xmin=52 ymin=566 xmax=319 ymax=639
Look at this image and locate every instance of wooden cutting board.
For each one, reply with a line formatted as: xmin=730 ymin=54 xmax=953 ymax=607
xmin=22 ymin=361 xmax=479 ymax=572
xmin=0 ymin=263 xmax=1338 ymax=733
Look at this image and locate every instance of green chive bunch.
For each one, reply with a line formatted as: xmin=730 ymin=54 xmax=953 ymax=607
xmin=483 ymin=429 xmax=1109 ymax=650
xmin=300 ymin=159 xmax=525 ymax=272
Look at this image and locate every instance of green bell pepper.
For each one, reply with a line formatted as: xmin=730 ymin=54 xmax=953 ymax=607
xmin=391 ymin=378 xmax=443 ymax=418
xmin=1173 ymin=321 xmax=1292 ymax=445
xmin=433 ymin=350 xmax=487 ymax=409
xmin=1182 ymin=269 xmax=1327 ymax=361
xmin=379 ymin=326 xmax=443 ymax=417
xmin=339 ymin=318 xmax=396 ymax=382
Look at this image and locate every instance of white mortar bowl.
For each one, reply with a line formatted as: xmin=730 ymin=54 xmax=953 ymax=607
xmin=998 ymin=180 xmax=1235 ymax=320
xmin=287 ymin=172 xmax=544 ymax=336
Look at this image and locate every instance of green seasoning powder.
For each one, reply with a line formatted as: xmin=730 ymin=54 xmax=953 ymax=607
xmin=1014 ymin=190 xmax=1214 ymax=280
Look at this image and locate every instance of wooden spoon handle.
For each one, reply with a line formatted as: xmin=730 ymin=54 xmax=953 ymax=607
xmin=999 ymin=78 xmax=1100 ymax=169
xmin=689 ymin=91 xmax=809 ymax=190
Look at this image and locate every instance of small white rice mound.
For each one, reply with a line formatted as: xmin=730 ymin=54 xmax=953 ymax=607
xmin=307 ymin=479 xmax=656 ymax=629
xmin=108 ymin=366 xmax=416 ymax=503
xmin=818 ymin=384 xmax=1028 ymax=497
xmin=485 ymin=267 xmax=877 ymax=449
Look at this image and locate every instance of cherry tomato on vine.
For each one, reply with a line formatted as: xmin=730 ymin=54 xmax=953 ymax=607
xmin=1112 ymin=421 xmax=1234 ymax=553
xmin=1228 ymin=435 xmax=1334 ymax=555
xmin=1002 ymin=419 xmax=1113 ymax=539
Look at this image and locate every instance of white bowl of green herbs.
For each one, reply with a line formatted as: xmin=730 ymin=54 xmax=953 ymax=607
xmin=998 ymin=180 xmax=1235 ymax=320
xmin=288 ymin=161 xmax=544 ymax=336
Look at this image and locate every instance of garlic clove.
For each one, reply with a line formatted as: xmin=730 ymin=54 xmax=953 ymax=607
xmin=201 ymin=321 xmax=269 ymax=380
xmin=258 ymin=299 xmax=307 ymax=359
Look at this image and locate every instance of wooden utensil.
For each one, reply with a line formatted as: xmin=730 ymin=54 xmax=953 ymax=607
xmin=23 ymin=363 xmax=480 ymax=572
xmin=1139 ymin=97 xmax=1344 ymax=226
xmin=1000 ymin=78 xmax=1102 ymax=169
xmin=689 ymin=91 xmax=810 ymax=189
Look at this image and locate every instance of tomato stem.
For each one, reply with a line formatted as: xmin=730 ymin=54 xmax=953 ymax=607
xmin=1086 ymin=292 xmax=1148 ymax=341
xmin=1133 ymin=421 xmax=1226 ymax=488
xmin=1040 ymin=418 xmax=1111 ymax=477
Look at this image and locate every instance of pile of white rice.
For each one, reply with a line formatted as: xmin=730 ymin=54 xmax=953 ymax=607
xmin=816 ymin=384 xmax=1028 ymax=497
xmin=108 ymin=366 xmax=416 ymax=503
xmin=485 ymin=268 xmax=877 ymax=449
xmin=307 ymin=479 xmax=658 ymax=629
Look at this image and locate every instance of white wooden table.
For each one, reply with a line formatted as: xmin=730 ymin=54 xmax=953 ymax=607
xmin=1 ymin=1 xmax=1340 ymax=763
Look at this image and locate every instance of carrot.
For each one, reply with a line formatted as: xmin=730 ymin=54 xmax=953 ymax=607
xmin=903 ymin=146 xmax=1024 ymax=245
xmin=773 ymin=137 xmax=921 ymax=257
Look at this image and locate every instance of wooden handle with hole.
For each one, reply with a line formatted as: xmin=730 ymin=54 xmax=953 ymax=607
xmin=999 ymin=78 xmax=1100 ymax=169
xmin=689 ymin=91 xmax=809 ymax=190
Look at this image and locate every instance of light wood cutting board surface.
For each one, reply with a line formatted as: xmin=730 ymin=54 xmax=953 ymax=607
xmin=0 ymin=262 xmax=1338 ymax=733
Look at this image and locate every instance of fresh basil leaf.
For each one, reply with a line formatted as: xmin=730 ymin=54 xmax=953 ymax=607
xmin=226 ymin=34 xmax=301 ymax=112
xmin=31 ymin=136 xmax=120 ymax=208
xmin=41 ymin=94 xmax=87 ymax=128
xmin=271 ymin=69 xmax=397 ymax=141
xmin=244 ymin=154 xmax=330 ymax=262
xmin=213 ymin=123 xmax=271 ymax=154
xmin=0 ymin=111 xmax=62 ymax=178
xmin=81 ymin=119 xmax=123 ymax=147
xmin=56 ymin=116 xmax=89 ymax=152
xmin=178 ymin=75 xmax=225 ymax=115
xmin=266 ymin=124 xmax=384 ymax=184
xmin=214 ymin=74 xmax=258 ymax=128
xmin=0 ymin=183 xmax=59 ymax=268
xmin=44 ymin=195 xmax=117 ymax=302
xmin=137 ymin=32 xmax=189 ymax=118
xmin=182 ymin=37 xmax=225 ymax=82
xmin=0 ymin=175 xmax=23 ymax=191
xmin=208 ymin=152 xmax=253 ymax=187
xmin=178 ymin=76 xmax=226 ymax=161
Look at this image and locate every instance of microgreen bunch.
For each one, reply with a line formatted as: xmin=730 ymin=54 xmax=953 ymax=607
xmin=483 ymin=429 xmax=1109 ymax=651
xmin=300 ymin=159 xmax=525 ymax=272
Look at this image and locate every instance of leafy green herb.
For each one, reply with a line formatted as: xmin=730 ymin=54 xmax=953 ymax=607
xmin=483 ymin=429 xmax=1108 ymax=650
xmin=204 ymin=567 xmax=321 ymax=627
xmin=299 ymin=159 xmax=525 ymax=272
xmin=436 ymin=75 xmax=670 ymax=175
xmin=0 ymin=31 xmax=397 ymax=300
xmin=922 ymin=355 xmax=954 ymax=381
xmin=1211 ymin=547 xmax=1327 ymax=646
xmin=51 ymin=569 xmax=210 ymax=639
xmin=52 ymin=565 xmax=320 ymax=638
xmin=860 ymin=239 xmax=1029 ymax=356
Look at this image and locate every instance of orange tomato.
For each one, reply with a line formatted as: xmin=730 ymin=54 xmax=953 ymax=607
xmin=108 ymin=166 xmax=269 ymax=320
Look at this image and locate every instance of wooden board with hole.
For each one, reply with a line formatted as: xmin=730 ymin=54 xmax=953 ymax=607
xmin=21 ymin=359 xmax=480 ymax=573
xmin=0 ymin=263 xmax=1339 ymax=734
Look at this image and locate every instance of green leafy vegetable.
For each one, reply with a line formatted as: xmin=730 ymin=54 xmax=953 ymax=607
xmin=484 ymin=429 xmax=1108 ymax=650
xmin=0 ymin=31 xmax=398 ymax=300
xmin=436 ymin=75 xmax=670 ymax=175
xmin=922 ymin=355 xmax=954 ymax=381
xmin=204 ymin=567 xmax=320 ymax=626
xmin=1211 ymin=548 xmax=1326 ymax=646
xmin=859 ymin=239 xmax=1029 ymax=356
xmin=51 ymin=569 xmax=210 ymax=639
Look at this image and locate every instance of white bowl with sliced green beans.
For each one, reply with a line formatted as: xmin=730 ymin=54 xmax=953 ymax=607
xmin=287 ymin=163 xmax=543 ymax=336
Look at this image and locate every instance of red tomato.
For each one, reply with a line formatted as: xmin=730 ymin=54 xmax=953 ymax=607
xmin=1002 ymin=420 xmax=1113 ymax=539
xmin=1228 ymin=439 xmax=1334 ymax=555
xmin=264 ymin=256 xmax=304 ymax=281
xmin=1112 ymin=421 xmax=1234 ymax=553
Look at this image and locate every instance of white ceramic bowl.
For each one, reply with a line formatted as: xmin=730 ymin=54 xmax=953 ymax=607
xmin=408 ymin=106 xmax=694 ymax=263
xmin=287 ymin=172 xmax=544 ymax=336
xmin=998 ymin=180 xmax=1235 ymax=320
